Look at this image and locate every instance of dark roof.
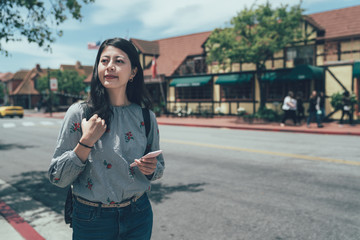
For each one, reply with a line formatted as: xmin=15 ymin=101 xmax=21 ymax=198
xmin=141 ymin=31 xmax=211 ymax=77
xmin=309 ymin=5 xmax=360 ymax=40
xmin=131 ymin=39 xmax=159 ymax=55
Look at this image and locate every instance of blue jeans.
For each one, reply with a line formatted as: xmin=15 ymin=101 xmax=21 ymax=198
xmin=307 ymin=110 xmax=321 ymax=126
xmin=72 ymin=194 xmax=153 ymax=240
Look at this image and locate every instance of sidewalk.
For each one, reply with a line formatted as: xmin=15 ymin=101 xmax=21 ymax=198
xmin=25 ymin=110 xmax=360 ymax=136
xmin=0 ymin=178 xmax=71 ymax=240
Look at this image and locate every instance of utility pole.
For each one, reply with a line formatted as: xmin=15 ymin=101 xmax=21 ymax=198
xmin=47 ymin=68 xmax=52 ymax=117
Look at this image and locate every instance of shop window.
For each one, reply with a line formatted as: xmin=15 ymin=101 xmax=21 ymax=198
xmin=220 ymin=82 xmax=253 ymax=100
xmin=286 ymin=45 xmax=314 ymax=66
xmin=175 ymin=84 xmax=212 ymax=101
xmin=266 ymin=80 xmax=311 ymax=101
xmin=175 ymin=56 xmax=207 ymax=76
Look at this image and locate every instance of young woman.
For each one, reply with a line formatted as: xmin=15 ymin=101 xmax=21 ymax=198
xmin=48 ymin=38 xmax=165 ymax=239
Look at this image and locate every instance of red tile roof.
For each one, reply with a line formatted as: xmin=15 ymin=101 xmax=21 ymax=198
xmin=132 ymin=31 xmax=211 ymax=77
xmin=309 ymin=5 xmax=360 ymax=40
xmin=12 ymin=69 xmax=40 ymax=95
xmin=0 ymin=72 xmax=14 ymax=82
xmin=60 ymin=61 xmax=93 ymax=76
xmin=131 ymin=39 xmax=159 ymax=55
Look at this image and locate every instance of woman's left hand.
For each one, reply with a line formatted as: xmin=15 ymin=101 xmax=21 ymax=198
xmin=134 ymin=157 xmax=157 ymax=176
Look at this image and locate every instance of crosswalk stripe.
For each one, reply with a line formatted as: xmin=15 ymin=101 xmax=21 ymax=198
xmin=22 ymin=122 xmax=35 ymax=127
xmin=3 ymin=123 xmax=16 ymax=128
xmin=40 ymin=121 xmax=54 ymax=126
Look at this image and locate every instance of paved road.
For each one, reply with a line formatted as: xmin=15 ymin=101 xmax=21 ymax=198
xmin=0 ymin=117 xmax=360 ymax=239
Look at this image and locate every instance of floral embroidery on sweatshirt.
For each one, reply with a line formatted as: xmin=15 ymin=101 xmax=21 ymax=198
xmin=53 ymin=178 xmax=60 ymax=183
xmin=86 ymin=178 xmax=93 ymax=190
xmin=140 ymin=121 xmax=145 ymax=128
xmin=129 ymin=166 xmax=135 ymax=179
xmin=125 ymin=131 xmax=134 ymax=142
xmin=103 ymin=160 xmax=112 ymax=169
xmin=70 ymin=122 xmax=81 ymax=133
xmin=107 ymin=197 xmax=116 ymax=204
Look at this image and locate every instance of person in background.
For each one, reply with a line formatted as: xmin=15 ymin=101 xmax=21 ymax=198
xmin=307 ymin=90 xmax=323 ymax=128
xmin=296 ymin=91 xmax=305 ymax=125
xmin=48 ymin=38 xmax=165 ymax=240
xmin=318 ymin=91 xmax=326 ymax=122
xmin=281 ymin=91 xmax=297 ymax=127
xmin=339 ymin=91 xmax=353 ymax=125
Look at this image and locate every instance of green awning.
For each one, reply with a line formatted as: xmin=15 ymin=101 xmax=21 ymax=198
xmin=285 ymin=64 xmax=324 ymax=81
xmin=169 ymin=76 xmax=212 ymax=87
xmin=353 ymin=62 xmax=360 ymax=79
xmin=261 ymin=71 xmax=290 ymax=82
xmin=215 ymin=74 xmax=252 ymax=85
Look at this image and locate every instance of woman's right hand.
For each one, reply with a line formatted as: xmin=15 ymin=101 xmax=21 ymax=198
xmin=79 ymin=114 xmax=107 ymax=147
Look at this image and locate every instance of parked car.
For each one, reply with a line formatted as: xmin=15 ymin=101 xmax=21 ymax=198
xmin=0 ymin=106 xmax=24 ymax=118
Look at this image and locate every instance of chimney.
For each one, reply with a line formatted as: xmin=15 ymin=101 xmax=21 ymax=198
xmin=75 ymin=61 xmax=83 ymax=69
xmin=35 ymin=64 xmax=42 ymax=72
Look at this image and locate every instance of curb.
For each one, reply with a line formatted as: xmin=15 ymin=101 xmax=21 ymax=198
xmin=0 ymin=179 xmax=72 ymax=240
xmin=157 ymin=122 xmax=360 ymax=136
xmin=0 ymin=200 xmax=45 ymax=240
xmin=24 ymin=113 xmax=360 ymax=136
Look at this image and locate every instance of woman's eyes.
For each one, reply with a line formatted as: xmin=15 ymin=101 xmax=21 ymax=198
xmin=100 ymin=59 xmax=125 ymax=64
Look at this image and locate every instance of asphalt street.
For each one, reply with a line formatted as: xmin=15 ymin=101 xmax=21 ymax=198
xmin=0 ymin=117 xmax=360 ymax=239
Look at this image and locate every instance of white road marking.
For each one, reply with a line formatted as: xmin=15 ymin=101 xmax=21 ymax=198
xmin=3 ymin=123 xmax=16 ymax=128
xmin=22 ymin=122 xmax=35 ymax=127
xmin=40 ymin=121 xmax=54 ymax=126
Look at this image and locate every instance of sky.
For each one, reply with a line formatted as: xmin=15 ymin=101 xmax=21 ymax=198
xmin=1 ymin=0 xmax=359 ymax=73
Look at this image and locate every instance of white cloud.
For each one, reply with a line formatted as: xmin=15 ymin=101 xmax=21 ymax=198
xmin=90 ymin=0 xmax=145 ymax=25
xmin=87 ymin=0 xmax=302 ymax=38
xmin=1 ymin=39 xmax=96 ymax=71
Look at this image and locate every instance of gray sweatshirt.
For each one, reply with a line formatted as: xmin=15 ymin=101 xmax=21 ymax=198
xmin=48 ymin=102 xmax=164 ymax=204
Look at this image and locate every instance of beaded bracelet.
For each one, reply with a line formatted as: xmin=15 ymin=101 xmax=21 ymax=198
xmin=78 ymin=141 xmax=93 ymax=149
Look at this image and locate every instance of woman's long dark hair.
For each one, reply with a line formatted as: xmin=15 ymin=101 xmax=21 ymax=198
xmin=86 ymin=38 xmax=152 ymax=125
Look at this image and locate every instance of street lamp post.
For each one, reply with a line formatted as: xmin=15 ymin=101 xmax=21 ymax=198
xmin=47 ymin=68 xmax=53 ymax=117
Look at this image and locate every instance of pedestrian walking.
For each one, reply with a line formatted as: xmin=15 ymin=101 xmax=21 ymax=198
xmin=296 ymin=91 xmax=305 ymax=124
xmin=48 ymin=38 xmax=165 ymax=240
xmin=318 ymin=91 xmax=326 ymax=122
xmin=307 ymin=90 xmax=323 ymax=128
xmin=339 ymin=91 xmax=353 ymax=125
xmin=281 ymin=91 xmax=297 ymax=126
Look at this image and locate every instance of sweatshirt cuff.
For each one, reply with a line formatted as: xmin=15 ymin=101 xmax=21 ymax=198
xmin=70 ymin=151 xmax=87 ymax=167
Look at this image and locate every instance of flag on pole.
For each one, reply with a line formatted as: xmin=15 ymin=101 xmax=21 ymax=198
xmin=151 ymin=57 xmax=157 ymax=79
xmin=87 ymin=41 xmax=101 ymax=50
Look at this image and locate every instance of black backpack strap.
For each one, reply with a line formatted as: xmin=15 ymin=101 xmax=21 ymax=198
xmin=142 ymin=108 xmax=150 ymax=138
xmin=142 ymin=108 xmax=151 ymax=155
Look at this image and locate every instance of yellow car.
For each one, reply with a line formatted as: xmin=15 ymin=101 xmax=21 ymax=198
xmin=0 ymin=106 xmax=24 ymax=118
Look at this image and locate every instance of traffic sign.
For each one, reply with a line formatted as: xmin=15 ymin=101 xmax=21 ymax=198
xmin=50 ymin=78 xmax=58 ymax=91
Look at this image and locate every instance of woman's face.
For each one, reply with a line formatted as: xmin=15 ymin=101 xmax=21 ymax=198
xmin=97 ymin=46 xmax=136 ymax=90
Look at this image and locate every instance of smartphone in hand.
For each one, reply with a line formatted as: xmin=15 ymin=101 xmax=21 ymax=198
xmin=130 ymin=150 xmax=163 ymax=167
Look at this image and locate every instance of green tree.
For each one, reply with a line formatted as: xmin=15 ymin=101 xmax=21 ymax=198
xmin=0 ymin=82 xmax=4 ymax=103
xmin=37 ymin=70 xmax=86 ymax=96
xmin=206 ymin=1 xmax=304 ymax=109
xmin=0 ymin=0 xmax=94 ymax=56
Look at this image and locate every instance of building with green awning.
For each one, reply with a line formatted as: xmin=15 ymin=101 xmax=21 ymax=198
xmin=169 ymin=76 xmax=212 ymax=87
xmin=284 ymin=64 xmax=324 ymax=81
xmin=215 ymin=74 xmax=253 ymax=85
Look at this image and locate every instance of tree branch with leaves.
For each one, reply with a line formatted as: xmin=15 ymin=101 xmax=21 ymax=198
xmin=0 ymin=0 xmax=94 ymax=56
xmin=206 ymin=1 xmax=304 ymax=109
